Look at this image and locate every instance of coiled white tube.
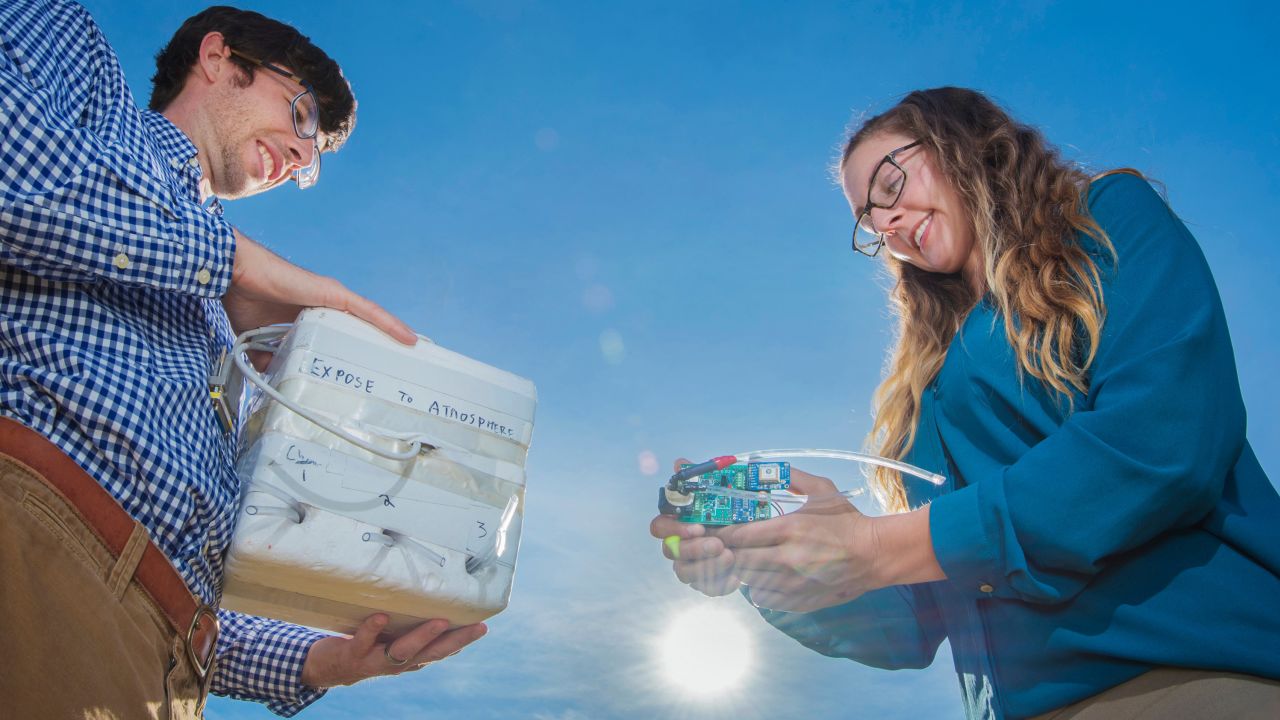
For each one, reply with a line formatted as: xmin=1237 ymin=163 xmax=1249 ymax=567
xmin=231 ymin=326 xmax=421 ymax=461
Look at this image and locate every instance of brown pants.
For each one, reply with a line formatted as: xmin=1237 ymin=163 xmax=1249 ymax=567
xmin=0 ymin=452 xmax=211 ymax=719
xmin=1030 ymin=667 xmax=1280 ymax=720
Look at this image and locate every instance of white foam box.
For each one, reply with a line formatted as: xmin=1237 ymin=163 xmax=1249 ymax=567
xmin=221 ymin=308 xmax=536 ymax=636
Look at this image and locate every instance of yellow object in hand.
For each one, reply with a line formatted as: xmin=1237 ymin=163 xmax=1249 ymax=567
xmin=664 ymin=535 xmax=681 ymax=559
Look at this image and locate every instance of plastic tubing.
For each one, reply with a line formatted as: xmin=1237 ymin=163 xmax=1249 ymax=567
xmin=231 ymin=326 xmax=421 ymax=461
xmin=465 ymin=493 xmax=521 ymax=574
xmin=731 ymin=448 xmax=946 ymax=486
xmin=242 ymin=475 xmax=305 ymax=524
xmin=700 ymin=485 xmax=864 ymax=504
xmin=697 ymin=448 xmax=946 ymax=512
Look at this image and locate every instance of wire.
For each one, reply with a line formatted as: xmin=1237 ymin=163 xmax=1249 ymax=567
xmin=231 ymin=326 xmax=421 ymax=461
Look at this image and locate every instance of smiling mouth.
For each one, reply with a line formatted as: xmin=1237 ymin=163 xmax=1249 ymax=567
xmin=912 ymin=213 xmax=933 ymax=251
xmin=256 ymin=141 xmax=278 ymax=183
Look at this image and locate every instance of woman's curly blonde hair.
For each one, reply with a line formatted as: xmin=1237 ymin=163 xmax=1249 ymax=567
xmin=845 ymin=88 xmax=1116 ymax=513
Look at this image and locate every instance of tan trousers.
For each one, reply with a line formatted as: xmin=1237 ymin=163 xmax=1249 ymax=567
xmin=1030 ymin=667 xmax=1280 ymax=720
xmin=0 ymin=453 xmax=211 ymax=719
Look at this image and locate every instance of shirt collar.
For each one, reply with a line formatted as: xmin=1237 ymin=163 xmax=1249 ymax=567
xmin=140 ymin=110 xmax=224 ymax=217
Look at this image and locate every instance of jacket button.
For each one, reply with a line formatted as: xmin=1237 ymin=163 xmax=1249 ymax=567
xmin=979 ymin=583 xmax=994 ymax=594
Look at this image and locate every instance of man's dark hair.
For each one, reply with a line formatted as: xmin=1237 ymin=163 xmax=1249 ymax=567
xmin=150 ymin=6 xmax=356 ymax=152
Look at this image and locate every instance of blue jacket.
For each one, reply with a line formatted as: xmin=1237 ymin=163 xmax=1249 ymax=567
xmin=756 ymin=173 xmax=1280 ymax=719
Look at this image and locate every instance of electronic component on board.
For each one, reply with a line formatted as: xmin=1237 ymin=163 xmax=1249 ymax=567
xmin=657 ymin=461 xmax=790 ymax=525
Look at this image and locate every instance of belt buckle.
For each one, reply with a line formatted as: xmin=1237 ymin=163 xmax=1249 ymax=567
xmin=186 ymin=604 xmax=219 ymax=679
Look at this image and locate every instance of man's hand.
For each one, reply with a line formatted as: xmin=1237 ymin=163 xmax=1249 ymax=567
xmin=714 ymin=468 xmax=879 ymax=613
xmin=224 ymin=229 xmax=417 ymax=343
xmin=300 ymin=614 xmax=487 ymax=688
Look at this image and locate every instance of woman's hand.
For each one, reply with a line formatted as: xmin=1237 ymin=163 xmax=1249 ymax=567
xmin=715 ymin=469 xmax=881 ymax=613
xmin=300 ymin=614 xmax=487 ymax=688
xmin=648 ymin=459 xmax=742 ymax=598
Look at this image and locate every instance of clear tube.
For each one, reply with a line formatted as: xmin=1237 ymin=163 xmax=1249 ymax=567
xmin=697 ymin=448 xmax=946 ymax=515
xmin=731 ymin=448 xmax=946 ymax=486
xmin=465 ymin=493 xmax=521 ymax=574
xmin=700 ymin=485 xmax=865 ymax=505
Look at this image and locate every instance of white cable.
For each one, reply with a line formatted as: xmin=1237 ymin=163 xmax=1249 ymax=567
xmin=231 ymin=327 xmax=421 ymax=461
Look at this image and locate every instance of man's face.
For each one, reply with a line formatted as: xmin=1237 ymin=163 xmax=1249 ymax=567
xmin=202 ymin=61 xmax=325 ymax=199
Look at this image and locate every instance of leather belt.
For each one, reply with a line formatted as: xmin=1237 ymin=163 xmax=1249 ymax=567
xmin=0 ymin=418 xmax=218 ymax=677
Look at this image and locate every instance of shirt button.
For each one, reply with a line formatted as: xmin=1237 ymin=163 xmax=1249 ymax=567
xmin=979 ymin=583 xmax=995 ymax=594
xmin=196 ymin=268 xmax=212 ymax=285
xmin=113 ymin=252 xmax=130 ymax=269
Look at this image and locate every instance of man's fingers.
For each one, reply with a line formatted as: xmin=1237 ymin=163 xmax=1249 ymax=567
xmin=342 ymin=292 xmax=418 ymax=346
xmin=351 ymin=614 xmax=389 ymax=657
xmin=383 ymin=619 xmax=449 ymax=667
xmin=409 ymin=623 xmax=488 ymax=667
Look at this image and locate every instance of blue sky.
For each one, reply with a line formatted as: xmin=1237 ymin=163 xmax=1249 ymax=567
xmin=84 ymin=1 xmax=1280 ymax=718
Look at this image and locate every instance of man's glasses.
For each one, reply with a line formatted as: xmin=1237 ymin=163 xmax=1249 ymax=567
xmin=851 ymin=140 xmax=922 ymax=256
xmin=228 ymin=48 xmax=322 ymax=189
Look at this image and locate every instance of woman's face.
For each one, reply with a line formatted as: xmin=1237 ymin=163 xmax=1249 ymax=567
xmin=842 ymin=130 xmax=982 ymax=290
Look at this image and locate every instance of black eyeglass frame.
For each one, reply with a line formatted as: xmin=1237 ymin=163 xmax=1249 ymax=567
xmin=227 ymin=48 xmax=320 ymax=140
xmin=227 ymin=48 xmax=322 ymax=190
xmin=851 ymin=139 xmax=923 ymax=257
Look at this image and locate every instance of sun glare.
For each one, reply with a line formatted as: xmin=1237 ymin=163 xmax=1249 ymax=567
xmin=657 ymin=605 xmax=754 ymax=696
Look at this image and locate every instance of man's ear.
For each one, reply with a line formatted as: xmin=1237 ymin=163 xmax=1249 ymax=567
xmin=195 ymin=31 xmax=231 ymax=85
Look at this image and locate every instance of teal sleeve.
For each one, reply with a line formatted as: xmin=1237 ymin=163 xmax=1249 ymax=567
xmin=752 ymin=583 xmax=946 ymax=670
xmin=930 ymin=174 xmax=1246 ymax=603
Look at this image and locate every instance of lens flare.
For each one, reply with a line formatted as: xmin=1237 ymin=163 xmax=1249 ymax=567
xmin=657 ymin=605 xmax=753 ymax=696
xmin=599 ymin=329 xmax=625 ymax=365
xmin=638 ymin=450 xmax=659 ymax=475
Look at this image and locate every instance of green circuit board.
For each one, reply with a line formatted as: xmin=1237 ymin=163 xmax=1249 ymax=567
xmin=667 ymin=462 xmax=790 ymax=525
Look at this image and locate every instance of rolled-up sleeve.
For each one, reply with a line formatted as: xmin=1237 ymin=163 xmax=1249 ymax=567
xmin=0 ymin=4 xmax=235 ymax=297
xmin=929 ymin=174 xmax=1245 ymax=603
xmin=753 ymin=582 xmax=947 ymax=670
xmin=211 ymin=610 xmax=329 ymax=717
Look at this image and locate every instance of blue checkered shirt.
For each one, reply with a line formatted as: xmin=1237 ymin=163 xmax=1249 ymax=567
xmin=0 ymin=0 xmax=326 ymax=714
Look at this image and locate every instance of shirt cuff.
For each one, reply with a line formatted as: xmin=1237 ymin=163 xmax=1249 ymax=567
xmin=210 ymin=612 xmax=329 ymax=717
xmin=255 ymin=622 xmax=329 ymax=717
xmin=929 ymin=483 xmax=1005 ymax=600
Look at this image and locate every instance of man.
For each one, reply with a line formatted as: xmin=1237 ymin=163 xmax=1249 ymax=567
xmin=0 ymin=2 xmax=485 ymax=716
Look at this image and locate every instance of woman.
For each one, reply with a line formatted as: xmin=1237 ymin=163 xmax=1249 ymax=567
xmin=650 ymin=87 xmax=1280 ymax=719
